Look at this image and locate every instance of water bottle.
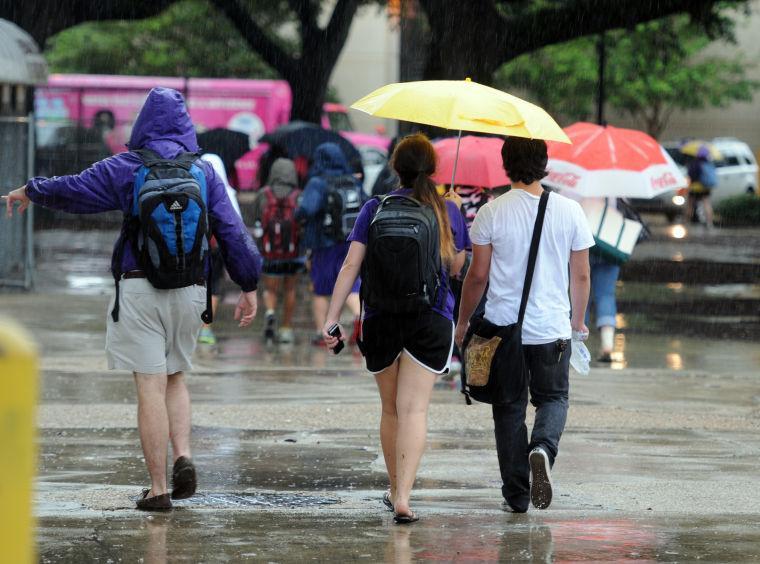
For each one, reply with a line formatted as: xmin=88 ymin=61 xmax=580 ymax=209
xmin=569 ymin=330 xmax=590 ymax=376
xmin=252 ymin=220 xmax=264 ymax=239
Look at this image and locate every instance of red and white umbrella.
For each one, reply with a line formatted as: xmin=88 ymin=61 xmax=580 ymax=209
xmin=544 ymin=122 xmax=687 ymax=198
xmin=432 ymin=136 xmax=510 ymax=188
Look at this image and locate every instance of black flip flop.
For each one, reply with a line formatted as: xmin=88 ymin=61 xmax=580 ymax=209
xmin=393 ymin=512 xmax=419 ymax=525
xmin=382 ymin=491 xmax=394 ymax=512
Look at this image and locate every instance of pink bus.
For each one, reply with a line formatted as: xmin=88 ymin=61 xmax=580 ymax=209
xmin=35 ymin=74 xmax=389 ymax=189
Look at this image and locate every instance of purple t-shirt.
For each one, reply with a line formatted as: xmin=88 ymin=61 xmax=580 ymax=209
xmin=348 ymin=188 xmax=470 ymax=320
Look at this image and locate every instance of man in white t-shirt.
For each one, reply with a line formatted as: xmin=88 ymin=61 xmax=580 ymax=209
xmin=455 ymin=137 xmax=593 ymax=513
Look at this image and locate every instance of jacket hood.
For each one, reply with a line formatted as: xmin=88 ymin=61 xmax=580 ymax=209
xmin=309 ymin=142 xmax=350 ymax=178
xmin=128 ymin=87 xmax=199 ymax=153
xmin=267 ymin=158 xmax=298 ymax=191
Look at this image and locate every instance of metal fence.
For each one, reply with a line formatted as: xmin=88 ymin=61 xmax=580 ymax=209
xmin=0 ymin=114 xmax=34 ymax=289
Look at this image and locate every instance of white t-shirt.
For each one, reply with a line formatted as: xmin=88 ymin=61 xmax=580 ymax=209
xmin=469 ymin=189 xmax=595 ymax=344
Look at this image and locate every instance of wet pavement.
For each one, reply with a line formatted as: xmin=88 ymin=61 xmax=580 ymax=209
xmin=2 ymin=223 xmax=760 ymax=562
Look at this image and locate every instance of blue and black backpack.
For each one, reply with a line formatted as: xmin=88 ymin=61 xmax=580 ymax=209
xmin=111 ymin=148 xmax=212 ymax=323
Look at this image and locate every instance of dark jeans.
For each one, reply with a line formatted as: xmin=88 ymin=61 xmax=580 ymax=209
xmin=492 ymin=341 xmax=570 ymax=511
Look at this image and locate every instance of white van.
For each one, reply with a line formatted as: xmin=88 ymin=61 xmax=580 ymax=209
xmin=710 ymin=138 xmax=758 ymax=203
xmin=631 ymin=137 xmax=757 ymax=221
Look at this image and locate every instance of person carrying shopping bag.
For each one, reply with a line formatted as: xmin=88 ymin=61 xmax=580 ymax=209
xmin=455 ymin=137 xmax=593 ymax=513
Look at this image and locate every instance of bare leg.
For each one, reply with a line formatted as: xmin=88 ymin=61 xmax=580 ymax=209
xmin=393 ymin=353 xmax=437 ymax=517
xmin=703 ymin=196 xmax=714 ymax=227
xmin=312 ymin=295 xmax=329 ymax=333
xmin=263 ymin=275 xmax=281 ymax=313
xmin=282 ymin=275 xmax=298 ymax=327
xmin=166 ymin=371 xmax=191 ymax=462
xmin=374 ymin=359 xmax=401 ymax=503
xmin=134 ymin=372 xmax=169 ymax=497
xmin=346 ymin=292 xmax=361 ymax=318
xmin=685 ymin=194 xmax=695 ymax=224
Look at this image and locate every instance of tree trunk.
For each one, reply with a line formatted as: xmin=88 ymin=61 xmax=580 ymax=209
xmin=287 ymin=64 xmax=331 ymax=123
xmin=420 ymin=0 xmax=503 ymax=83
xmin=210 ymin=0 xmax=358 ymax=124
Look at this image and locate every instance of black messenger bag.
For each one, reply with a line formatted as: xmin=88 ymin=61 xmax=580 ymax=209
xmin=461 ymin=190 xmax=549 ymax=405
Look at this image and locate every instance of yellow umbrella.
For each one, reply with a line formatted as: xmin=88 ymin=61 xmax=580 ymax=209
xmin=680 ymin=140 xmax=722 ymax=160
xmin=351 ymin=78 xmax=570 ymax=188
xmin=350 ymin=78 xmax=571 ymax=143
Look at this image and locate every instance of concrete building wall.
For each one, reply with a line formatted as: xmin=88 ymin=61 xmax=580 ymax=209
xmin=329 ymin=5 xmax=399 ymax=136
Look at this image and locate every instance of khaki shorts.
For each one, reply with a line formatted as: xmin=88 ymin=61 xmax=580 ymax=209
xmin=106 ymin=278 xmax=206 ymax=374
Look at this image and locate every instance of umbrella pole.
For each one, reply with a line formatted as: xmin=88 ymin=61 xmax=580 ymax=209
xmin=449 ymin=130 xmax=462 ymax=192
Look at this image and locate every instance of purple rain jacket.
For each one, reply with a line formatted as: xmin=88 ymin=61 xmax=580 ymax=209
xmin=25 ymin=87 xmax=262 ymax=291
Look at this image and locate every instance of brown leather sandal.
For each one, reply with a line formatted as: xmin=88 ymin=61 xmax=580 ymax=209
xmin=171 ymin=456 xmax=197 ymax=500
xmin=136 ymin=489 xmax=173 ymax=511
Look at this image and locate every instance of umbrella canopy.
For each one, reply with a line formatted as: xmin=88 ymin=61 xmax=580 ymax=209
xmin=197 ymin=128 xmax=250 ymax=167
xmin=544 ymin=122 xmax=688 ymax=199
xmin=259 ymin=121 xmax=362 ymax=173
xmin=351 ymin=79 xmax=570 ymax=143
xmin=432 ymin=136 xmax=510 ymax=188
xmin=680 ymin=140 xmax=722 ymax=160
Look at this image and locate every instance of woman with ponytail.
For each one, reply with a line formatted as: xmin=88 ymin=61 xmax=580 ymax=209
xmin=323 ymin=133 xmax=469 ymax=524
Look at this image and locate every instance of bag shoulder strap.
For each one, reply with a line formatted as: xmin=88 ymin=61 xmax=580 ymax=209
xmin=517 ymin=190 xmax=549 ymax=325
xmin=133 ymin=148 xmax=163 ymax=167
xmin=379 ymin=193 xmax=421 ymax=209
xmin=133 ymin=148 xmax=197 ymax=170
xmin=262 ymin=186 xmax=277 ymax=206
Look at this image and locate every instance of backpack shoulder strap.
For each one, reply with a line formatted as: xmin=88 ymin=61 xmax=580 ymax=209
xmin=177 ymin=151 xmax=201 ymax=169
xmin=378 ymin=193 xmax=419 ymax=208
xmin=517 ymin=190 xmax=550 ymax=325
xmin=134 ymin=148 xmax=197 ymax=170
xmin=262 ymin=186 xmax=276 ymax=205
xmin=133 ymin=148 xmax=162 ymax=166
xmin=285 ymin=189 xmax=300 ymax=207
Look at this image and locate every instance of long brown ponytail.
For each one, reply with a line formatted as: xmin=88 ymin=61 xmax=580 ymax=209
xmin=391 ymin=134 xmax=455 ymax=266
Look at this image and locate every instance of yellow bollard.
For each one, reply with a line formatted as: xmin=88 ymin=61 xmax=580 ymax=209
xmin=0 ymin=319 xmax=38 ymax=564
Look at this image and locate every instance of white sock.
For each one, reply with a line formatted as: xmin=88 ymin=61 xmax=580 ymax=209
xmin=266 ymin=309 xmax=275 ymax=318
xmin=600 ymin=326 xmax=615 ymax=352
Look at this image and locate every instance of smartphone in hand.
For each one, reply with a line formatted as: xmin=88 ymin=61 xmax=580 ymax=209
xmin=327 ymin=323 xmax=344 ymax=355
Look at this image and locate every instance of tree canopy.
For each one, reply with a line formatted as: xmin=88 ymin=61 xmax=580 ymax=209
xmin=417 ymin=0 xmax=750 ymax=84
xmin=496 ymin=14 xmax=759 ymax=138
xmin=2 ymin=0 xmax=752 ymax=124
xmin=45 ymin=0 xmax=284 ymax=79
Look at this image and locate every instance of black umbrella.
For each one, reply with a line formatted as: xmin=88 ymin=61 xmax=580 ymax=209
xmin=260 ymin=121 xmax=362 ymax=174
xmin=197 ymin=128 xmax=251 ymax=167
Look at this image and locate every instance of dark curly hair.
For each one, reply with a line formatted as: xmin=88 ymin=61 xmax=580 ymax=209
xmin=501 ymin=137 xmax=548 ymax=185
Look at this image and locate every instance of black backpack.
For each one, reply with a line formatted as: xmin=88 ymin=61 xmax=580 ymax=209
xmin=322 ymin=175 xmax=363 ymax=242
xmin=111 ymin=148 xmax=212 ymax=323
xmin=361 ymin=195 xmax=443 ymax=314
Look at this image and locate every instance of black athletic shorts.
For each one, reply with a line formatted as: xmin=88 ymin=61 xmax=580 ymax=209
xmin=262 ymin=259 xmax=306 ymax=276
xmin=359 ymin=311 xmax=454 ymax=374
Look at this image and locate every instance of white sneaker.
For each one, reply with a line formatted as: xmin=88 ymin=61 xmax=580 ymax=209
xmin=529 ymin=447 xmax=553 ymax=509
xmin=278 ymin=327 xmax=295 ymax=344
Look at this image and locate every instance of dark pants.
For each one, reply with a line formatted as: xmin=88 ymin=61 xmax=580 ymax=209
xmin=492 ymin=341 xmax=570 ymax=511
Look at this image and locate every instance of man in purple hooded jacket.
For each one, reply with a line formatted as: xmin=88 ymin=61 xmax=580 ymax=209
xmin=4 ymin=88 xmax=262 ymax=511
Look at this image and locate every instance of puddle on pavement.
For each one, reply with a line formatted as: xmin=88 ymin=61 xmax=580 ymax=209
xmin=37 ymin=427 xmax=458 ymax=494
xmin=147 ymin=492 xmax=340 ymax=508
xmin=36 ymin=511 xmax=760 ymax=563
